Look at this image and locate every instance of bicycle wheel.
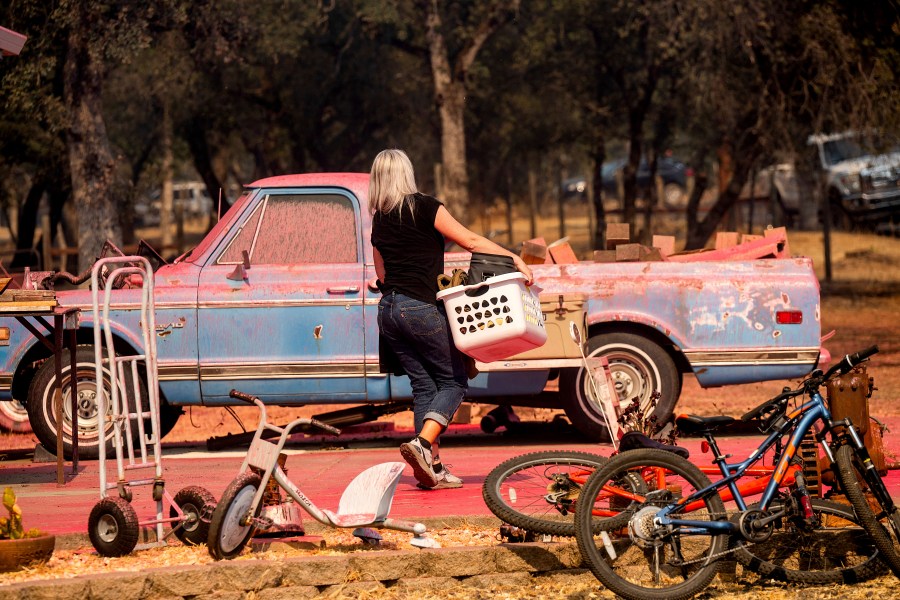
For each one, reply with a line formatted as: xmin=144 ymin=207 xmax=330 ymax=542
xmin=207 ymin=472 xmax=262 ymax=560
xmin=575 ymin=448 xmax=728 ymax=600
xmin=734 ymin=498 xmax=884 ymax=583
xmin=482 ymin=451 xmax=608 ymax=537
xmin=835 ymin=443 xmax=900 ymax=577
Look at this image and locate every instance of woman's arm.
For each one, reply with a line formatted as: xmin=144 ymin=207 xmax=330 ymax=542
xmin=373 ymin=246 xmax=386 ymax=283
xmin=434 ymin=205 xmax=533 ymax=284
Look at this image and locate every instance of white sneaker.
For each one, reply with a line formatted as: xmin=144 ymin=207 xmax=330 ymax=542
xmin=417 ymin=464 xmax=463 ymax=490
xmin=400 ymin=438 xmax=438 ymax=487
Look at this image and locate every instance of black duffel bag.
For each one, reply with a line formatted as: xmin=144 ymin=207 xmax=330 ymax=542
xmin=467 ymin=252 xmax=517 ymax=284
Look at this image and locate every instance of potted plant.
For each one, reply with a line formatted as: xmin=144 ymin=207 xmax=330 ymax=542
xmin=0 ymin=487 xmax=55 ymax=572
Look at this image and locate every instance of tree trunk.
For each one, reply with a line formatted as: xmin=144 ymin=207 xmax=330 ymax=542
xmin=11 ymin=177 xmax=45 ymax=269
xmin=436 ymin=86 xmax=469 ymax=218
xmin=423 ymin=0 xmax=520 ymax=222
xmin=160 ymin=101 xmax=174 ymax=249
xmin=590 ymin=133 xmax=607 ymax=250
xmin=186 ymin=118 xmax=229 ymax=219
xmin=64 ymin=19 xmax=121 ymax=272
xmin=424 ymin=4 xmax=469 ymax=218
xmin=684 ymin=141 xmax=755 ymax=250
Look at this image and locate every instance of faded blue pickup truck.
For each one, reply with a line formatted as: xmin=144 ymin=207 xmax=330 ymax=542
xmin=0 ymin=173 xmax=825 ymax=458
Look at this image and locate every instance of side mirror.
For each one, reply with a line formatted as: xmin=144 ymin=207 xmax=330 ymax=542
xmin=227 ymin=250 xmax=251 ymax=282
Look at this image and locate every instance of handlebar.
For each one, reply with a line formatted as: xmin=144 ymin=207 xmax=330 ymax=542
xmin=739 ymin=345 xmax=879 ymax=424
xmin=823 ymin=345 xmax=879 ymax=381
xmin=228 ymin=389 xmax=341 ymax=436
xmin=229 ymin=389 xmax=260 ymax=405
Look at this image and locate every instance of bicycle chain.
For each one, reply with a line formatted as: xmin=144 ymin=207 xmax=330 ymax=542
xmin=675 ymin=544 xmax=739 ymax=567
xmin=649 ymin=508 xmax=775 ymax=568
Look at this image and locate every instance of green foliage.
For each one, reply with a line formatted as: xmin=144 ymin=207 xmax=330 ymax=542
xmin=1 ymin=487 xmax=24 ymax=540
xmin=0 ymin=0 xmax=898 ymax=250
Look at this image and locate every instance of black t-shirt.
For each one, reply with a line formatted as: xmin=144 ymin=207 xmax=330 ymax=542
xmin=371 ymin=193 xmax=445 ymax=304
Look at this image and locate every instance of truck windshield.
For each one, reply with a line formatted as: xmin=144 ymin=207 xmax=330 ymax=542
xmin=822 ymin=138 xmax=866 ymax=166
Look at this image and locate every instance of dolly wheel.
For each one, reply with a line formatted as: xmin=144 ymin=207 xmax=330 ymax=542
xmin=171 ymin=486 xmax=217 ymax=546
xmin=88 ymin=497 xmax=139 ymax=557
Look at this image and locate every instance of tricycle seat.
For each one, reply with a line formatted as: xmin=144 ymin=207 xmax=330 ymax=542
xmin=321 ymin=462 xmax=405 ymax=528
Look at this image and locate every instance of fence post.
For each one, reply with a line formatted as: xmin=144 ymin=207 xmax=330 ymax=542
xmin=41 ymin=213 xmax=51 ymax=271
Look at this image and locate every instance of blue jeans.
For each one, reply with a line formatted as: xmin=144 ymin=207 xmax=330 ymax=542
xmin=378 ymin=291 xmax=468 ymax=432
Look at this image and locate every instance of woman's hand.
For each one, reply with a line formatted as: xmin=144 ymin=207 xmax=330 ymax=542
xmin=513 ymin=255 xmax=534 ymax=285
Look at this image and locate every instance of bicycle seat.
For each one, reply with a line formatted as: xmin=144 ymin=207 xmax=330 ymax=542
xmin=675 ymin=414 xmax=736 ymax=435
xmin=619 ymin=430 xmax=690 ymax=459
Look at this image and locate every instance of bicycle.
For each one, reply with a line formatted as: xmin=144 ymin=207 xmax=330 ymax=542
xmin=206 ymin=390 xmax=438 ymax=560
xmin=573 ymin=346 xmax=891 ymax=600
xmin=482 ymin=438 xmax=881 ymax=584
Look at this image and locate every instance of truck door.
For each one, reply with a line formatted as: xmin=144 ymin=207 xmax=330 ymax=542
xmin=196 ymin=189 xmax=367 ymax=404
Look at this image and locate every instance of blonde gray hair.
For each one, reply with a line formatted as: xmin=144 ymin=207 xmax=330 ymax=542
xmin=368 ymin=149 xmax=418 ymax=214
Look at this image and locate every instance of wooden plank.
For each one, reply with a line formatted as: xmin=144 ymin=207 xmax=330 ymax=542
xmin=521 ymin=237 xmax=548 ymax=265
xmin=715 ymin=231 xmax=740 ymax=250
xmin=548 ymin=240 xmax=579 ymax=264
xmin=764 ymin=226 xmax=791 ymax=258
xmin=0 ymin=278 xmax=10 ymax=294
xmin=605 ymin=223 xmax=630 ymax=250
xmin=0 ymin=26 xmax=27 ymax=56
xmin=652 ymin=235 xmax=675 ymax=258
xmin=0 ymin=300 xmax=57 ymax=311
xmin=0 ymin=291 xmax=56 ymax=301
xmin=615 ymin=243 xmax=644 ymax=262
xmin=592 ymin=250 xmax=617 ymax=263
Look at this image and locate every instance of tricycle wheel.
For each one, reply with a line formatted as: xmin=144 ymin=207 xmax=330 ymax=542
xmin=88 ymin=497 xmax=139 ymax=557
xmin=171 ymin=486 xmax=216 ymax=546
xmin=207 ymin=472 xmax=262 ymax=560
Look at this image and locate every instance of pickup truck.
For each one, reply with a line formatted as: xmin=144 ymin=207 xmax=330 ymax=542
xmin=0 ymin=173 xmax=825 ymax=458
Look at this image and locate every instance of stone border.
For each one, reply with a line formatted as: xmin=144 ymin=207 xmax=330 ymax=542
xmin=0 ymin=542 xmax=585 ymax=599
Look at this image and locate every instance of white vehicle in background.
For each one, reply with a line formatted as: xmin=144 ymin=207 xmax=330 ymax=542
xmin=741 ymin=131 xmax=900 ymax=232
xmin=136 ymin=182 xmax=213 ymax=227
xmin=811 ymin=131 xmax=900 ymax=230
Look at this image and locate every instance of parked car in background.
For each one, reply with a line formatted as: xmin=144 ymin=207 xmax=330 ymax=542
xmin=741 ymin=131 xmax=900 ymax=232
xmin=135 ymin=182 xmax=213 ymax=227
xmin=562 ymin=155 xmax=693 ymax=209
xmin=810 ymin=131 xmax=900 ymax=230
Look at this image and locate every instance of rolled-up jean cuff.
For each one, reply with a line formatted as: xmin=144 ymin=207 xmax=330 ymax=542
xmin=424 ymin=411 xmax=450 ymax=428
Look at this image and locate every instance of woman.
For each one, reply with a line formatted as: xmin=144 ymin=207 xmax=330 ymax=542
xmin=370 ymin=149 xmax=533 ymax=489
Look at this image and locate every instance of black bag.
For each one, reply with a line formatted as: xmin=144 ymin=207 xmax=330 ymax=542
xmin=467 ymin=252 xmax=516 ymax=284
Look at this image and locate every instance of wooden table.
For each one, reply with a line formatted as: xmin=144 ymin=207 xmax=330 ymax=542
xmin=0 ymin=305 xmax=80 ymax=485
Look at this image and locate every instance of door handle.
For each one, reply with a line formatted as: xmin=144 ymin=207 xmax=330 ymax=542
xmin=326 ymin=286 xmax=360 ymax=294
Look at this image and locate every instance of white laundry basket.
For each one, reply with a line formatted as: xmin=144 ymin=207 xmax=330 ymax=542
xmin=437 ymin=272 xmax=547 ymax=362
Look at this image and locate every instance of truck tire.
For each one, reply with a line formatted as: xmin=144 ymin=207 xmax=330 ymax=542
xmin=559 ymin=332 xmax=680 ymax=441
xmin=26 ymin=344 xmax=149 ymax=460
xmin=0 ymin=398 xmax=32 ymax=433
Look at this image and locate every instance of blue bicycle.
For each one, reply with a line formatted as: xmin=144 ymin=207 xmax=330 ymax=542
xmin=574 ymin=346 xmax=897 ymax=600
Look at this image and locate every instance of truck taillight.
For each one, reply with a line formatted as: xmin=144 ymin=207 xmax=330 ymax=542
xmin=776 ymin=310 xmax=803 ymax=324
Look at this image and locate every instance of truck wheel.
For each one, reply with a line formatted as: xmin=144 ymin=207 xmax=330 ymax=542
xmin=0 ymin=398 xmax=32 ymax=433
xmin=559 ymin=332 xmax=681 ymax=441
xmin=26 ymin=344 xmax=146 ymax=460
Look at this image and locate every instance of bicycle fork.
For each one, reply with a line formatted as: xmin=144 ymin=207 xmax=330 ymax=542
xmin=824 ymin=418 xmax=898 ymax=517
